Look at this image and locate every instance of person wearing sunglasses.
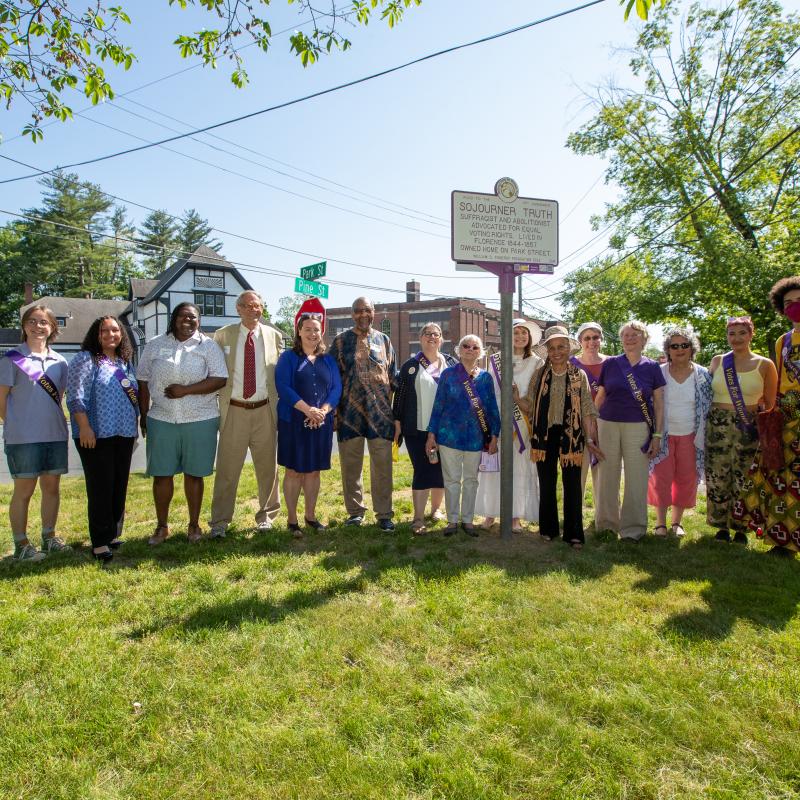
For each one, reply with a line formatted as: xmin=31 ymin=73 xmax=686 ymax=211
xmin=209 ymin=290 xmax=283 ymax=540
xmin=426 ymin=335 xmax=500 ymax=536
xmin=647 ymin=327 xmax=712 ymax=538
xmin=705 ymin=316 xmax=777 ymax=545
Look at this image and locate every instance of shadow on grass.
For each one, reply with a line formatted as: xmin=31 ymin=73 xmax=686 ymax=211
xmin=2 ymin=519 xmax=798 ymax=642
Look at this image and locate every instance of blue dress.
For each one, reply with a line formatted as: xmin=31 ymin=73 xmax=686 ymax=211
xmin=276 ymin=352 xmax=342 ymax=472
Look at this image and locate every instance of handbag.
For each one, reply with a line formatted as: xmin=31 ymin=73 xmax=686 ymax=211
xmin=756 ymin=407 xmax=784 ymax=471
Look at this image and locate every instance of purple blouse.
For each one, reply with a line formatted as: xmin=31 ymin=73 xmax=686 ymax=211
xmin=598 ymin=354 xmax=665 ymax=423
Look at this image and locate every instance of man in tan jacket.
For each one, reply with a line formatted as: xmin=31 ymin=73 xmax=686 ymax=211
xmin=210 ymin=290 xmax=283 ymax=537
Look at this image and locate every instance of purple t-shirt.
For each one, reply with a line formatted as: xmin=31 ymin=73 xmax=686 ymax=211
xmin=598 ymin=354 xmax=666 ymax=423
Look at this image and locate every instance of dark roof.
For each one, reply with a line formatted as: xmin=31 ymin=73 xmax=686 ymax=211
xmin=20 ymin=297 xmax=131 ymax=344
xmin=129 ymin=278 xmax=159 ymax=300
xmin=0 ymin=328 xmax=20 ymax=345
xmin=141 ymin=245 xmax=252 ymax=305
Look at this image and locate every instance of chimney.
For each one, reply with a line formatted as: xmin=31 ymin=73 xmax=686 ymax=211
xmin=24 ymin=282 xmax=33 ymax=304
xmin=406 ymin=280 xmax=420 ymax=303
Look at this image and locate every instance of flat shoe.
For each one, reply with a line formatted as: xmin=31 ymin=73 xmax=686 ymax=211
xmin=671 ymin=524 xmax=686 ymax=537
xmin=92 ymin=549 xmax=113 ymax=563
xmin=443 ymin=524 xmax=458 ymax=537
xmin=654 ymin=525 xmax=668 ymax=537
xmin=187 ymin=525 xmax=203 ymax=543
xmin=461 ymin=523 xmax=479 ymax=537
xmin=108 ymin=539 xmax=123 ymax=550
xmin=569 ymin=539 xmax=583 ymax=550
xmin=410 ymin=519 xmax=426 ymax=534
xmin=148 ymin=525 xmax=169 ymax=546
xmin=305 ymin=518 xmax=327 ymax=531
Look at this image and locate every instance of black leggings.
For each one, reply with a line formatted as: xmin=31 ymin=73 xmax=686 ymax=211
xmin=75 ymin=436 xmax=135 ymax=548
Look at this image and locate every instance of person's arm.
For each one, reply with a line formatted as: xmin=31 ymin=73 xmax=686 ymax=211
xmin=578 ymin=373 xmax=604 ymax=461
xmin=138 ymin=381 xmax=150 ymax=437
xmin=67 ymin=352 xmax=96 ymax=448
xmin=0 ymin=385 xmax=9 ymax=422
xmin=708 ymin=354 xmax=721 ymax=376
xmin=761 ymin=357 xmax=779 ymax=411
xmin=322 ymin=356 xmax=343 ymax=412
xmin=164 ymin=376 xmax=227 ymax=398
xmin=275 ymin=352 xmax=303 ymax=407
xmin=648 ymin=385 xmax=665 ymax=459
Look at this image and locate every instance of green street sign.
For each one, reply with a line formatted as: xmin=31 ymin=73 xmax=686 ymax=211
xmin=295 ymin=277 xmax=329 ymax=299
xmin=300 ymin=261 xmax=327 ymax=280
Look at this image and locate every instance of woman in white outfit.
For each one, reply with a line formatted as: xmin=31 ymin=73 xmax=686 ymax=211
xmin=476 ymin=319 xmax=543 ymax=532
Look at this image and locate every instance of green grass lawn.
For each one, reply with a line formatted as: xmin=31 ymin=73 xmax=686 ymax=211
xmin=1 ymin=458 xmax=799 ymax=800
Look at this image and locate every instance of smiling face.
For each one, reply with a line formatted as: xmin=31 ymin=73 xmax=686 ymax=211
xmin=546 ymin=337 xmax=571 ymax=369
xmin=24 ymin=309 xmax=54 ymax=345
xmin=513 ymin=326 xmax=531 ymax=354
xmin=237 ymin=292 xmax=263 ymax=329
xmin=99 ymin=317 xmax=122 ymax=355
xmin=420 ymin=325 xmax=442 ymax=352
xmin=351 ymin=299 xmax=374 ymax=334
xmin=298 ymin=318 xmax=322 ymax=352
xmin=727 ymin=323 xmax=753 ymax=350
xmin=667 ymin=334 xmax=692 ymax=364
xmin=174 ymin=305 xmax=200 ymax=341
xmin=621 ymin=325 xmax=646 ymax=354
xmin=459 ymin=337 xmax=481 ymax=365
xmin=580 ymin=328 xmax=602 ymax=356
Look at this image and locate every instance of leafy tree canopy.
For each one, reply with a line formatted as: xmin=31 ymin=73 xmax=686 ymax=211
xmin=0 ymin=0 xmax=421 ymax=140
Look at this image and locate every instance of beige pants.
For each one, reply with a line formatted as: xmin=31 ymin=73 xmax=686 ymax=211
xmin=210 ymin=404 xmax=280 ymax=529
xmin=594 ymin=419 xmax=650 ymax=540
xmin=338 ymin=436 xmax=394 ymax=520
xmin=438 ymin=445 xmax=482 ymax=524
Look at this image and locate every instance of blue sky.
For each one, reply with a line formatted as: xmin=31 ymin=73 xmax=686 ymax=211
xmin=2 ymin=0 xmax=796 ymax=321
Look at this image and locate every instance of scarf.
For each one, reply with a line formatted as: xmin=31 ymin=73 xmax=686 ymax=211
xmin=529 ymin=361 xmax=585 ymax=466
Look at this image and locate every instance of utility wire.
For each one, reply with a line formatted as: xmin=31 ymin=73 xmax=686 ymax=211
xmin=0 ymin=0 xmax=607 ymax=185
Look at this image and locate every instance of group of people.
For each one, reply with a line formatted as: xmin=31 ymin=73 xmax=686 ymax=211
xmin=3 ymin=277 xmax=800 ymax=562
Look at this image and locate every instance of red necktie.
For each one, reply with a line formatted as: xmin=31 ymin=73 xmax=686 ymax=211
xmin=243 ymin=331 xmax=255 ymax=399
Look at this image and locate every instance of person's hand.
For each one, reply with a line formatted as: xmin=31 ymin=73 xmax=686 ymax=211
xmin=426 ymin=433 xmax=436 ymax=454
xmin=587 ymin=441 xmax=605 ymax=462
xmin=140 ymin=417 xmax=147 ymax=438
xmin=647 ymin=436 xmax=661 ymax=460
xmin=164 ymin=383 xmax=187 ymax=399
xmin=393 ymin=420 xmax=401 ymax=445
xmin=512 ymin=382 xmax=520 ymax=401
xmin=78 ymin=424 xmax=96 ymax=449
xmin=488 ymin=436 xmax=498 ymax=455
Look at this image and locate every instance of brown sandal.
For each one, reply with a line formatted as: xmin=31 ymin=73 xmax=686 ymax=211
xmin=148 ymin=524 xmax=169 ymax=546
xmin=187 ymin=524 xmax=203 ymax=543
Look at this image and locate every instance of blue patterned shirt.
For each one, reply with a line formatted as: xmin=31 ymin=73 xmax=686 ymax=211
xmin=67 ymin=351 xmax=139 ymax=439
xmin=427 ymin=365 xmax=501 ymax=451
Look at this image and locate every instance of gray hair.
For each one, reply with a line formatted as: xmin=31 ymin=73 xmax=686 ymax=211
xmin=618 ymin=319 xmax=649 ymax=344
xmin=352 ymin=296 xmax=374 ymax=312
xmin=663 ymin=325 xmax=700 ymax=360
xmin=456 ymin=334 xmax=485 ymax=358
xmin=236 ymin=290 xmax=264 ymax=306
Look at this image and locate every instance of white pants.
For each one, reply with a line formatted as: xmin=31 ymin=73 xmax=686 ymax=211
xmin=438 ymin=445 xmax=482 ymax=524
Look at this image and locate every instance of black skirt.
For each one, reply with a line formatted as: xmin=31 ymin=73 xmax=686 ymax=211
xmin=406 ymin=430 xmax=444 ymax=490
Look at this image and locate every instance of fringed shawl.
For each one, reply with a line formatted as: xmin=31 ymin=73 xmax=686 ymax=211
xmin=529 ymin=361 xmax=585 ymax=466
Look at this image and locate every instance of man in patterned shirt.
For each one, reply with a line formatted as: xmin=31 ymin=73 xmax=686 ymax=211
xmin=331 ymin=297 xmax=398 ymax=530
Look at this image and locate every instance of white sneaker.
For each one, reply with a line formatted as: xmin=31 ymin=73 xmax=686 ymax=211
xmin=256 ymin=520 xmax=273 ymax=531
xmin=210 ymin=525 xmax=227 ymax=539
xmin=14 ymin=544 xmax=47 ymax=562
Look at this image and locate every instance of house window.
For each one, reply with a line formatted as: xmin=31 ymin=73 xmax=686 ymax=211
xmin=195 ymin=293 xmax=226 ymax=317
xmin=56 ymin=317 xmax=67 ymax=327
xmin=381 ymin=319 xmax=391 ymax=337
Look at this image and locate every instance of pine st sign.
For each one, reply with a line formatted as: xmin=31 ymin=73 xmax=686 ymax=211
xmin=294 ymin=276 xmax=329 ymax=299
xmin=452 ymin=180 xmax=558 ymax=274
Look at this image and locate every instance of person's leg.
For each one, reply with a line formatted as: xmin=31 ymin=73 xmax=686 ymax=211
xmin=249 ymin=405 xmax=280 ymax=525
xmin=594 ymin=419 xmax=622 ymax=532
xmin=730 ymin=424 xmax=759 ymax=542
xmin=338 ymin=437 xmax=367 ymax=518
xmin=184 ymin=475 xmax=204 ymax=527
xmin=430 ymin=489 xmax=444 ymax=515
xmin=75 ymin=439 xmax=115 ymax=550
xmin=366 ymin=437 xmax=394 ymax=520
xmin=412 ymin=489 xmax=430 ymax=522
xmin=619 ymin=422 xmax=650 ymax=540
xmin=438 ymin=445 xmax=462 ymax=524
xmin=460 ymin=450 xmax=481 ymax=525
xmin=283 ymin=468 xmax=303 ymax=524
xmin=670 ymin=434 xmax=697 ymax=529
xmin=562 ymin=462 xmax=584 ymax=545
xmin=9 ymin=476 xmax=37 ymax=549
xmin=109 ymin=437 xmax=135 ymax=542
xmin=210 ymin=407 xmax=250 ymax=531
xmin=303 ymin=472 xmax=321 ymax=522
xmin=153 ymin=476 xmax=174 ymax=527
xmin=648 ymin=441 xmax=676 ymax=532
xmin=705 ymin=409 xmax=734 ymax=534
xmin=536 ymin=428 xmax=561 ymax=539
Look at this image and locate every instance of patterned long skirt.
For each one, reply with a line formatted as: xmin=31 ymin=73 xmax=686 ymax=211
xmin=735 ymin=394 xmax=800 ymax=552
xmin=704 ymin=408 xmax=758 ymax=532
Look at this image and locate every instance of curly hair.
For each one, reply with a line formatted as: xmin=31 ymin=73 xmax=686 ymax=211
xmin=618 ymin=319 xmax=649 ymax=345
xmin=662 ymin=325 xmax=700 ymax=361
xmin=769 ymin=276 xmax=800 ymax=313
xmin=81 ymin=316 xmax=134 ymax=363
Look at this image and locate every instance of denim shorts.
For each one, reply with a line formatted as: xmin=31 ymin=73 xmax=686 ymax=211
xmin=5 ymin=440 xmax=68 ymax=479
xmin=145 ymin=417 xmax=219 ymax=477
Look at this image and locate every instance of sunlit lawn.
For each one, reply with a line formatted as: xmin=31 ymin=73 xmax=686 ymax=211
xmin=1 ymin=458 xmax=799 ymax=799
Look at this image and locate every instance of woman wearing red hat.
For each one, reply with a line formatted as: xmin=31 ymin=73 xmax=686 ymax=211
xmin=275 ymin=299 xmax=342 ymax=534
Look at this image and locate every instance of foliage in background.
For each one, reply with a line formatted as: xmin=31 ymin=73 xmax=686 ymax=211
xmin=564 ymin=0 xmax=800 ymax=358
xmin=0 ymin=0 xmax=422 ymax=140
xmin=273 ymin=294 xmax=304 ymax=339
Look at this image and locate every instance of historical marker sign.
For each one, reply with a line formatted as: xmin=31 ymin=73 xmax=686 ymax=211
xmin=451 ymin=188 xmax=558 ymax=270
xmin=294 ymin=277 xmax=329 ymax=299
xmin=300 ymin=261 xmax=327 ymax=280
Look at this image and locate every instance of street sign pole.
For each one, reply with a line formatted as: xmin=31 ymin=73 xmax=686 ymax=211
xmin=499 ymin=274 xmax=515 ymax=542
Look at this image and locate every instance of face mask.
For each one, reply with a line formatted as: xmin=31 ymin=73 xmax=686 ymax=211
xmin=785 ymin=301 xmax=800 ymax=323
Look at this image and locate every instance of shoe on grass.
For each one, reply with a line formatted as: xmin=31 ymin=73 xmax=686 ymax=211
xmin=210 ymin=525 xmax=227 ymax=539
xmin=344 ymin=515 xmax=364 ymax=527
xmin=42 ymin=536 xmax=71 ymax=553
xmin=14 ymin=544 xmax=46 ymax=562
xmin=379 ymin=518 xmax=395 ymax=533
xmin=714 ymin=529 xmax=731 ymax=543
xmin=732 ymin=531 xmax=748 ymax=545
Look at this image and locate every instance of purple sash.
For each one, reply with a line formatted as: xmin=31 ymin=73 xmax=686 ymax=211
xmin=570 ymin=356 xmax=600 ymax=397
xmin=781 ymin=331 xmax=800 ymax=387
xmin=415 ymin=351 xmax=441 ymax=383
xmin=456 ymin=362 xmax=491 ymax=447
xmin=721 ymin=352 xmax=756 ymax=435
xmin=101 ymin=356 xmax=138 ymax=408
xmin=5 ymin=350 xmax=61 ymax=406
xmin=488 ymin=352 xmax=526 ymax=453
xmin=616 ymin=357 xmax=655 ymax=452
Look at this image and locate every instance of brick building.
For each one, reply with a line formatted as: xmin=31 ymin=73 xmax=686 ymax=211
xmin=326 ymin=282 xmax=556 ymax=361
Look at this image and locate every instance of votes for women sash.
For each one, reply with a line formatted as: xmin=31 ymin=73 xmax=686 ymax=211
xmin=100 ymin=356 xmax=139 ymax=409
xmin=5 ymin=350 xmax=61 ymax=406
xmin=488 ymin=352 xmax=527 ymax=453
xmin=616 ymin=357 xmax=655 ymax=452
xmin=415 ymin=351 xmax=441 ymax=383
xmin=721 ymin=352 xmax=756 ymax=436
xmin=456 ymin=362 xmax=491 ymax=448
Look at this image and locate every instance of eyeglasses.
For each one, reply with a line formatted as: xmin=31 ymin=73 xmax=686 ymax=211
xmin=298 ymin=312 xmax=323 ymax=321
xmin=25 ymin=319 xmax=51 ymax=327
xmin=461 ymin=344 xmax=480 ymax=351
xmin=668 ymin=342 xmax=691 ymax=350
xmin=582 ymin=335 xmax=601 ymax=341
xmin=422 ymin=331 xmax=441 ymax=338
xmin=353 ymin=307 xmax=372 ymax=314
xmin=238 ymin=303 xmax=262 ymax=311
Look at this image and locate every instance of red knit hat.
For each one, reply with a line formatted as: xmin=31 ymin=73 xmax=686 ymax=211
xmin=294 ymin=297 xmax=326 ymax=334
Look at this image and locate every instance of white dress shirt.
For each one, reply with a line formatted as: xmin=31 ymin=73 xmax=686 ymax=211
xmin=231 ymin=323 xmax=267 ymax=402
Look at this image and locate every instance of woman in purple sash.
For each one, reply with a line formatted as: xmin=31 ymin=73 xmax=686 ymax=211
xmin=67 ymin=316 xmax=139 ymax=563
xmin=0 ymin=304 xmax=70 ymax=562
xmin=594 ymin=321 xmax=665 ymax=541
xmin=392 ymin=323 xmax=456 ymax=533
xmin=426 ymin=335 xmax=500 ymax=537
xmin=705 ymin=317 xmax=776 ymax=544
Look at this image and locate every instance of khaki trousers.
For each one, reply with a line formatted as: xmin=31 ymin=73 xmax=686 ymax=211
xmin=438 ymin=445 xmax=481 ymax=525
xmin=338 ymin=436 xmax=394 ymax=520
xmin=594 ymin=419 xmax=650 ymax=540
xmin=210 ymin=404 xmax=280 ymax=529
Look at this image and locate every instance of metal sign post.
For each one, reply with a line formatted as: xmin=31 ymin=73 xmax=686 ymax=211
xmin=451 ymin=179 xmax=559 ymax=542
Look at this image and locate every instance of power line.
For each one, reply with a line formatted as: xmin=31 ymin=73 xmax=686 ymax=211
xmin=0 ymin=0 xmax=607 ymax=185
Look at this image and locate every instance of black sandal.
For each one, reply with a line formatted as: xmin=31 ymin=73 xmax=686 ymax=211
xmin=654 ymin=525 xmax=668 ymax=537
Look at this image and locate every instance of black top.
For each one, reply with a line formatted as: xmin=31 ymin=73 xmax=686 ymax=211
xmin=392 ymin=352 xmax=457 ymax=441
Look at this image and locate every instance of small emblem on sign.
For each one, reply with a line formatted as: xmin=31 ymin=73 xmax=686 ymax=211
xmin=494 ymin=177 xmax=519 ymax=202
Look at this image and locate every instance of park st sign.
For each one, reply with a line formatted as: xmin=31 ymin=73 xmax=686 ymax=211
xmin=295 ymin=260 xmax=329 ymax=299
